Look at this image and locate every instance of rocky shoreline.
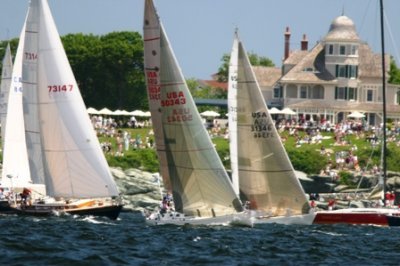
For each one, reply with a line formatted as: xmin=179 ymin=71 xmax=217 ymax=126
xmin=111 ymin=167 xmax=400 ymax=212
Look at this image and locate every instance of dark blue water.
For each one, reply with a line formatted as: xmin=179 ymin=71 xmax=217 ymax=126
xmin=0 ymin=211 xmax=398 ymax=265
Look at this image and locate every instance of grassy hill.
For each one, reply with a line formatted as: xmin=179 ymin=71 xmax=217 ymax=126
xmin=99 ymin=126 xmax=400 ymax=176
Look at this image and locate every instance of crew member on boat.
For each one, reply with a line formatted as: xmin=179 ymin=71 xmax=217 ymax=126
xmin=20 ymin=188 xmax=32 ymax=207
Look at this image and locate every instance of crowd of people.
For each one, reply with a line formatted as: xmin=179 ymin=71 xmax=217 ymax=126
xmin=89 ymin=115 xmax=155 ymax=156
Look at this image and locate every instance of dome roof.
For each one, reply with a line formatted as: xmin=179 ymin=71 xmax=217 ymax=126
xmin=324 ymin=15 xmax=360 ymax=41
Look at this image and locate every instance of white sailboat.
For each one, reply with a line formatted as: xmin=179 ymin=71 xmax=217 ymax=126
xmin=9 ymin=0 xmax=122 ymax=219
xmin=0 ymin=44 xmax=12 ymax=146
xmin=0 ymin=22 xmax=45 ymax=194
xmin=143 ymin=0 xmax=250 ymax=226
xmin=228 ymin=30 xmax=315 ymax=225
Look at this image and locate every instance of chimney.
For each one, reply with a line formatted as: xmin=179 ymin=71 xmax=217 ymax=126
xmin=301 ymin=34 xmax=308 ymax=51
xmin=284 ymin=26 xmax=291 ymax=61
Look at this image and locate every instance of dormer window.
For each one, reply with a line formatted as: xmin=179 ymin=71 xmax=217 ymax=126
xmin=303 ymin=67 xmax=314 ymax=72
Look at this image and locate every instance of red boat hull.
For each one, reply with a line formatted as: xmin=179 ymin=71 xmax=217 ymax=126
xmin=314 ymin=211 xmax=389 ymax=226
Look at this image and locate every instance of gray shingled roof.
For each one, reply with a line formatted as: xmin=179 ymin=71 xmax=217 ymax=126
xmin=324 ymin=15 xmax=360 ymax=42
xmin=252 ymin=66 xmax=282 ymax=87
xmin=281 ymin=43 xmax=336 ymax=83
xmin=358 ymin=43 xmax=390 ymax=78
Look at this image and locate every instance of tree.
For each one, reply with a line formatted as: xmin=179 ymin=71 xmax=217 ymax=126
xmin=216 ymin=52 xmax=275 ymax=82
xmin=62 ymin=31 xmax=146 ymax=110
xmin=389 ymin=57 xmax=400 ymax=84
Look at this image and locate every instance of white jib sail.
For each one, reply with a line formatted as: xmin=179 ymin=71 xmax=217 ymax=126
xmin=0 ymin=44 xmax=13 ymax=149
xmin=1 ymin=21 xmax=33 ymax=188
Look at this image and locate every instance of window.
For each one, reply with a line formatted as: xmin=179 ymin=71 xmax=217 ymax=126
xmin=349 ymin=65 xmax=358 ymax=78
xmin=273 ymin=86 xmax=283 ymax=98
xmin=397 ymin=89 xmax=400 ymax=104
xmin=337 ymin=65 xmax=346 ymax=77
xmin=310 ymin=85 xmax=324 ymax=99
xmin=348 ymin=87 xmax=357 ymax=100
xmin=335 ymin=87 xmax=358 ymax=101
xmin=367 ymin=90 xmax=373 ymax=102
xmin=336 ymin=65 xmax=358 ymax=78
xmin=286 ymin=84 xmax=297 ymax=98
xmin=335 ymin=87 xmax=347 ymax=100
xmin=328 ymin=44 xmax=334 ymax=55
xmin=300 ymin=86 xmax=307 ymax=98
xmin=351 ymin=45 xmax=358 ymax=55
xmin=339 ymin=45 xmax=346 ymax=55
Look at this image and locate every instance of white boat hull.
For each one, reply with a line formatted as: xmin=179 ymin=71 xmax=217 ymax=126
xmin=146 ymin=211 xmax=252 ymax=227
xmin=251 ymin=212 xmax=316 ymax=225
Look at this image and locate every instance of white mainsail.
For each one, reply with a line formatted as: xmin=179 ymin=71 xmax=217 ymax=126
xmin=233 ymin=33 xmax=310 ymax=216
xmin=0 ymin=44 xmax=13 ymax=148
xmin=143 ymin=0 xmax=171 ymax=192
xmin=22 ymin=0 xmax=119 ymax=198
xmin=227 ymin=30 xmax=239 ymax=196
xmin=1 ymin=22 xmax=32 ymax=188
xmin=144 ymin=0 xmax=243 ymax=218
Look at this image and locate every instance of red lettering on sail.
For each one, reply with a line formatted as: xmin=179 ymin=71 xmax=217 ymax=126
xmin=161 ymin=90 xmax=186 ymax=107
xmin=146 ymin=70 xmax=160 ymax=101
xmin=24 ymin=52 xmax=37 ymax=60
xmin=48 ymin=84 xmax=73 ymax=92
xmin=167 ymin=108 xmax=192 ymax=123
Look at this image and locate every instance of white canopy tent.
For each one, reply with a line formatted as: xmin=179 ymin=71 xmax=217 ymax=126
xmin=87 ymin=107 xmax=99 ymax=114
xmin=348 ymin=111 xmax=365 ymax=118
xmin=200 ymin=110 xmax=220 ymax=117
xmin=97 ymin=107 xmax=114 ymax=115
xmin=281 ymin=107 xmax=296 ymax=115
xmin=268 ymin=107 xmax=282 ymax=114
xmin=113 ymin=109 xmax=131 ymax=116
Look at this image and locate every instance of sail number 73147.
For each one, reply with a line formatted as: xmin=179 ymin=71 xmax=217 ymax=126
xmin=48 ymin=84 xmax=73 ymax=92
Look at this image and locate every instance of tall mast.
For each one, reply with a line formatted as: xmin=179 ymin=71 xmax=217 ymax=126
xmin=379 ymin=0 xmax=387 ymax=200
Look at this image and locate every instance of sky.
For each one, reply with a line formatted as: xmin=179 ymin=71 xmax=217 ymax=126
xmin=1 ymin=0 xmax=399 ymax=80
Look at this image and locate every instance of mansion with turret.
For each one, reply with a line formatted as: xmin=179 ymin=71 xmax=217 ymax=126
xmin=254 ymin=15 xmax=400 ymax=126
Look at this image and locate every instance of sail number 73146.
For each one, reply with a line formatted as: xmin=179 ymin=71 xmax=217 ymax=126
xmin=48 ymin=84 xmax=73 ymax=92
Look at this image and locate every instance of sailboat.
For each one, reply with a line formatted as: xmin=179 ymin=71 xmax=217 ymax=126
xmin=143 ymin=0 xmax=250 ymax=226
xmin=228 ymin=30 xmax=315 ymax=225
xmin=7 ymin=0 xmax=122 ymax=220
xmin=314 ymin=1 xmax=400 ymax=226
xmin=0 ymin=21 xmax=46 ymax=199
xmin=0 ymin=44 xmax=14 ymax=211
xmin=0 ymin=44 xmax=12 ymax=146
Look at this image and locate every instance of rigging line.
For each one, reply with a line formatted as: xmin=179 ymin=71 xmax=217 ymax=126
xmin=384 ymin=12 xmax=400 ymax=64
xmin=357 ymin=0 xmax=373 ymax=36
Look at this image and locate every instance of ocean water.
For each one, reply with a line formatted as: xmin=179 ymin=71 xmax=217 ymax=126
xmin=0 ymin=211 xmax=399 ymax=265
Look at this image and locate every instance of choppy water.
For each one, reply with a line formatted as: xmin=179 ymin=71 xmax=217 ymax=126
xmin=0 ymin=211 xmax=399 ymax=265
